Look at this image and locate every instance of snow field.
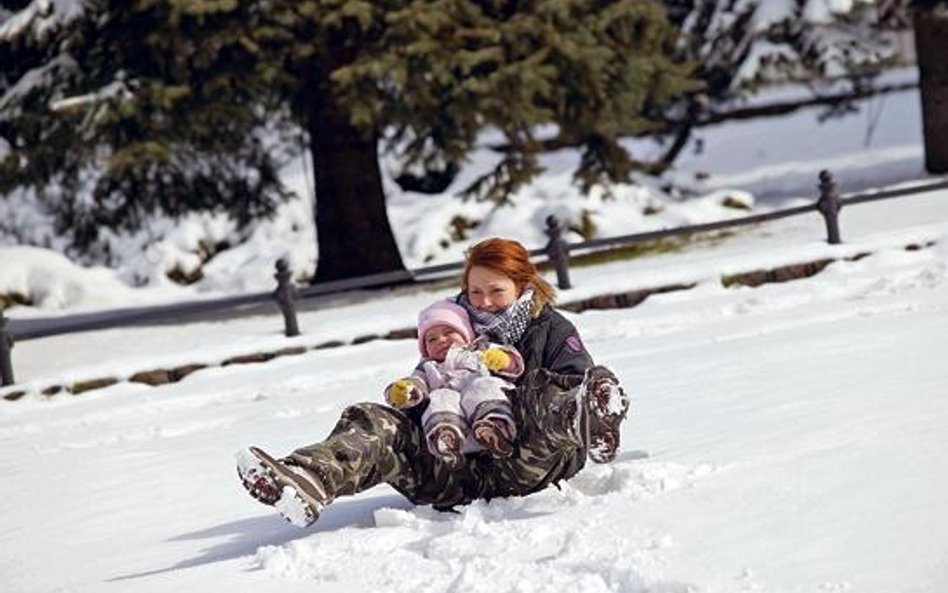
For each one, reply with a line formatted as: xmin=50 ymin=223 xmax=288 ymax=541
xmin=2 ymin=224 xmax=947 ymax=591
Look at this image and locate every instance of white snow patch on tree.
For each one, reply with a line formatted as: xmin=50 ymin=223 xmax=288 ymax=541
xmin=0 ymin=0 xmax=85 ymax=42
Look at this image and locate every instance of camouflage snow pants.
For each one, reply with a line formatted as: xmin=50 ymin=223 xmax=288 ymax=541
xmin=286 ymin=368 xmax=588 ymax=509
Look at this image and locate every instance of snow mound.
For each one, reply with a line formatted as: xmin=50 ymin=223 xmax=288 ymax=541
xmin=0 ymin=245 xmax=158 ymax=311
xmin=253 ymin=457 xmax=718 ymax=591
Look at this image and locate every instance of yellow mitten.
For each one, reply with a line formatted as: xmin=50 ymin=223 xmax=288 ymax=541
xmin=387 ymin=378 xmax=415 ymax=407
xmin=480 ymin=348 xmax=511 ymax=372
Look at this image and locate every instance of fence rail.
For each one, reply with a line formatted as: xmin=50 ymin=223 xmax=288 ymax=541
xmin=2 ymin=170 xmax=947 ymax=387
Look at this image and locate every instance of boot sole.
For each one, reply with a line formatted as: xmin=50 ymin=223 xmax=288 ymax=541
xmin=236 ymin=448 xmax=282 ymax=505
xmin=472 ymin=421 xmax=515 ymax=457
xmin=584 ymin=367 xmax=630 ymax=464
xmin=246 ymin=446 xmax=326 ymax=527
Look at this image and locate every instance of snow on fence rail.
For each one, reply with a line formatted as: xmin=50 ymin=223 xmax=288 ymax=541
xmin=2 ymin=170 xmax=948 ymax=388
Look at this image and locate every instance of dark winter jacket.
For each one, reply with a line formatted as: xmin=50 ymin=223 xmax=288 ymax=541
xmin=513 ymin=305 xmax=593 ymax=380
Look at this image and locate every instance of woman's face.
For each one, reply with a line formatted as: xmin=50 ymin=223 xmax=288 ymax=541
xmin=466 ymin=265 xmax=520 ymax=313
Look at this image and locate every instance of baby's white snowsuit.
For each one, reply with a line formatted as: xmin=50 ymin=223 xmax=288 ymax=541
xmin=384 ymin=343 xmax=524 ymax=457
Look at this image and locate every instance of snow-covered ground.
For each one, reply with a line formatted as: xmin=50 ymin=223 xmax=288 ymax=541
xmin=1 ymin=187 xmax=946 ymax=593
xmin=2 ymin=75 xmax=947 ymax=593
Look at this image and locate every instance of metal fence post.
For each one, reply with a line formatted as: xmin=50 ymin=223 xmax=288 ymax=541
xmin=0 ymin=309 xmax=14 ymax=386
xmin=817 ymin=170 xmax=843 ymax=244
xmin=544 ymin=215 xmax=573 ymax=289
xmin=273 ymin=259 xmax=300 ymax=337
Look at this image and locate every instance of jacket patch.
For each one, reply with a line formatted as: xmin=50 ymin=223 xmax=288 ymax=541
xmin=565 ymin=334 xmax=585 ymax=353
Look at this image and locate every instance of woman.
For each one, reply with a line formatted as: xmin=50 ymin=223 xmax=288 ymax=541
xmin=237 ymin=238 xmax=630 ymax=527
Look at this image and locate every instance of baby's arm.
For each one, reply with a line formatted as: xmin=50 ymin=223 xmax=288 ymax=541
xmin=383 ymin=368 xmax=429 ymax=408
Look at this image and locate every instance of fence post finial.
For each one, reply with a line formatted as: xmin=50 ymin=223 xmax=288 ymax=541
xmin=273 ymin=259 xmax=301 ymax=337
xmin=0 ymin=309 xmax=14 ymax=387
xmin=817 ymin=170 xmax=843 ymax=245
xmin=544 ymin=215 xmax=572 ymax=290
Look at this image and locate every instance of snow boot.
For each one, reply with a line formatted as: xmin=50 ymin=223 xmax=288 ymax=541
xmin=236 ymin=446 xmax=328 ymax=527
xmin=582 ymin=366 xmax=630 ymax=463
xmin=472 ymin=416 xmax=516 ymax=458
xmin=426 ymin=424 xmax=466 ymax=469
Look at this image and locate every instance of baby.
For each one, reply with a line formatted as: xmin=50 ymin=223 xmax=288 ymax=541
xmin=384 ymin=300 xmax=524 ymax=467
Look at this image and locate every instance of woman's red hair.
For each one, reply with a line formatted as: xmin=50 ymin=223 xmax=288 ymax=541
xmin=462 ymin=238 xmax=555 ymax=313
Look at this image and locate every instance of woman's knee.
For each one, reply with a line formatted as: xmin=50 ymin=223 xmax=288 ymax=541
xmin=334 ymin=401 xmax=406 ymax=437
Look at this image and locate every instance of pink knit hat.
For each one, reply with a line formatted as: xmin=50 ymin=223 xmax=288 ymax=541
xmin=417 ymin=300 xmax=475 ymax=356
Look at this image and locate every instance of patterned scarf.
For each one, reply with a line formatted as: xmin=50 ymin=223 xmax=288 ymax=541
xmin=457 ymin=288 xmax=534 ymax=346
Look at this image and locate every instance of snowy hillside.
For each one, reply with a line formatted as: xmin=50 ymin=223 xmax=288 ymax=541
xmin=1 ymin=185 xmax=947 ymax=592
xmin=1 ymin=58 xmax=946 ymax=593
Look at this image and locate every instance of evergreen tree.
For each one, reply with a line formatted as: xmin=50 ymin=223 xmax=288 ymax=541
xmin=658 ymin=0 xmax=907 ymax=167
xmin=667 ymin=0 xmax=902 ymax=94
xmin=0 ymin=0 xmax=289 ymax=259
xmin=246 ymin=0 xmax=697 ymax=281
xmin=2 ymin=1 xmax=696 ymax=281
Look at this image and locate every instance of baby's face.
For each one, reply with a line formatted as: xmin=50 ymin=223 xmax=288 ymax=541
xmin=424 ymin=325 xmax=468 ymax=361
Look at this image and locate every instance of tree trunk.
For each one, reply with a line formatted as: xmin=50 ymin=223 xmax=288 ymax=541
xmin=305 ymin=71 xmax=406 ymax=283
xmin=914 ymin=3 xmax=948 ymax=173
